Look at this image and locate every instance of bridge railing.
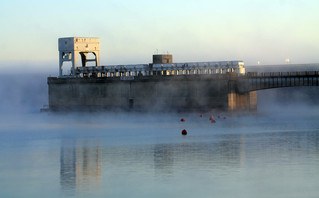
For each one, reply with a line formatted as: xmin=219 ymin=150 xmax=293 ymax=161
xmin=245 ymin=71 xmax=319 ymax=77
xmin=241 ymin=71 xmax=319 ymax=92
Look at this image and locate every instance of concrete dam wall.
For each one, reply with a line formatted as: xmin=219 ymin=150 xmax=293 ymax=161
xmin=47 ymin=37 xmax=256 ymax=112
xmin=48 ymin=74 xmax=257 ymax=112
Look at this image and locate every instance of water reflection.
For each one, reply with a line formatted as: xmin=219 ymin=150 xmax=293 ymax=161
xmin=58 ymin=130 xmax=319 ymax=197
xmin=60 ymin=140 xmax=102 ymax=194
xmin=153 ymin=139 xmax=244 ymax=171
xmin=59 ymin=134 xmax=248 ymax=192
xmin=153 ymin=144 xmax=175 ymax=175
xmin=60 ymin=142 xmax=76 ymax=192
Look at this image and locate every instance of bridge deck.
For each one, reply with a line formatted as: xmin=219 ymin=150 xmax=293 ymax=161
xmin=239 ymin=71 xmax=319 ymax=92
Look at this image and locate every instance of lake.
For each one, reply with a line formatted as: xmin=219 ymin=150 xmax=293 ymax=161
xmin=0 ymin=73 xmax=318 ymax=198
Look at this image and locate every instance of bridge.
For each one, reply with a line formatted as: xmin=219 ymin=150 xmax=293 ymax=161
xmin=234 ymin=71 xmax=319 ymax=92
xmin=227 ymin=71 xmax=319 ymax=111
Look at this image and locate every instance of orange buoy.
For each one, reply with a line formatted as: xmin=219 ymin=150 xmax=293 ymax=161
xmin=181 ymin=129 xmax=187 ymax=135
xmin=180 ymin=118 xmax=185 ymax=122
xmin=209 ymin=115 xmax=214 ymax=120
xmin=211 ymin=119 xmax=216 ymax=123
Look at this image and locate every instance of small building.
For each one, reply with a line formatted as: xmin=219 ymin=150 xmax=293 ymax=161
xmin=58 ymin=37 xmax=100 ymax=77
xmin=152 ymin=54 xmax=173 ymax=64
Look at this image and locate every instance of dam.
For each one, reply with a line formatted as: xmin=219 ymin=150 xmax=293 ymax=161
xmin=46 ymin=37 xmax=319 ymax=112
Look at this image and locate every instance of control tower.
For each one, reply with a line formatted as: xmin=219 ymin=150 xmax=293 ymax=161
xmin=58 ymin=37 xmax=100 ymax=77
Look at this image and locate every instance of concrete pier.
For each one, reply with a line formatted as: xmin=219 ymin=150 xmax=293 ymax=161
xmin=228 ymin=91 xmax=257 ymax=111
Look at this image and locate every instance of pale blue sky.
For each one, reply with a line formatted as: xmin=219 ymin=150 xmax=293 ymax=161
xmin=0 ymin=0 xmax=318 ymax=68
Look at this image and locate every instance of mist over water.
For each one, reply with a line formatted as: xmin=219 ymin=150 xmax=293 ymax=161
xmin=0 ymin=67 xmax=319 ymax=198
xmin=0 ymin=73 xmax=49 ymax=114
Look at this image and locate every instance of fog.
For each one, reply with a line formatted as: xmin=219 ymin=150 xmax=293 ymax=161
xmin=0 ymin=64 xmax=318 ymax=141
xmin=1 ymin=65 xmax=319 ymax=112
xmin=0 ymin=73 xmax=48 ymax=114
xmin=0 ymin=65 xmax=318 ymax=131
xmin=0 ymin=67 xmax=319 ymax=198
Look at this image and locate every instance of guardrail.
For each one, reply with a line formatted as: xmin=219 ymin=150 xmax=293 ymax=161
xmin=70 ymin=61 xmax=245 ymax=78
xmin=245 ymin=71 xmax=319 ymax=77
xmin=241 ymin=71 xmax=319 ymax=91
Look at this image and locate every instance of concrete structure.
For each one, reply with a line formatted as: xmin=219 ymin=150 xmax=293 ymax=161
xmin=59 ymin=37 xmax=100 ymax=77
xmin=48 ymin=75 xmax=237 ymax=112
xmin=45 ymin=37 xmax=319 ymax=112
xmin=47 ymin=69 xmax=319 ymax=112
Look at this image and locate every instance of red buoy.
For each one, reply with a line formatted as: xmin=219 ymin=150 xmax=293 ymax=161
xmin=181 ymin=129 xmax=187 ymax=135
xmin=211 ymin=119 xmax=216 ymax=123
xmin=223 ymin=116 xmax=227 ymax=119
xmin=209 ymin=115 xmax=214 ymax=120
xmin=180 ymin=118 xmax=185 ymax=122
xmin=200 ymin=114 xmax=204 ymax=118
xmin=218 ymin=115 xmax=221 ymax=119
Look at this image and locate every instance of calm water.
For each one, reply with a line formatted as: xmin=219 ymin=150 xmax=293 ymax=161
xmin=0 ymin=109 xmax=319 ymax=198
xmin=0 ymin=73 xmax=319 ymax=197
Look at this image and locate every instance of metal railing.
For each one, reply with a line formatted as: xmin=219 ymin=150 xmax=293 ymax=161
xmin=245 ymin=71 xmax=319 ymax=77
xmin=70 ymin=61 xmax=245 ymax=78
xmin=241 ymin=71 xmax=319 ymax=91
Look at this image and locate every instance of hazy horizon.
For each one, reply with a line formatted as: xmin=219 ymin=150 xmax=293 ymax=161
xmin=1 ymin=1 xmax=319 ymax=197
xmin=1 ymin=0 xmax=319 ymax=69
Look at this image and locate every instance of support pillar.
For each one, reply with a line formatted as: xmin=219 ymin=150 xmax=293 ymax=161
xmin=228 ymin=91 xmax=257 ymax=111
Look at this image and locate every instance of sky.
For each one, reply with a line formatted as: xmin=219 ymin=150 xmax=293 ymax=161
xmin=0 ymin=0 xmax=319 ymax=70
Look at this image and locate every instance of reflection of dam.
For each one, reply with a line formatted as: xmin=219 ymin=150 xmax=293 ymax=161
xmin=99 ymin=132 xmax=319 ymax=174
xmin=60 ymin=140 xmax=101 ymax=192
xmin=99 ymin=136 xmax=246 ymax=176
xmin=59 ymin=131 xmax=319 ymax=195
